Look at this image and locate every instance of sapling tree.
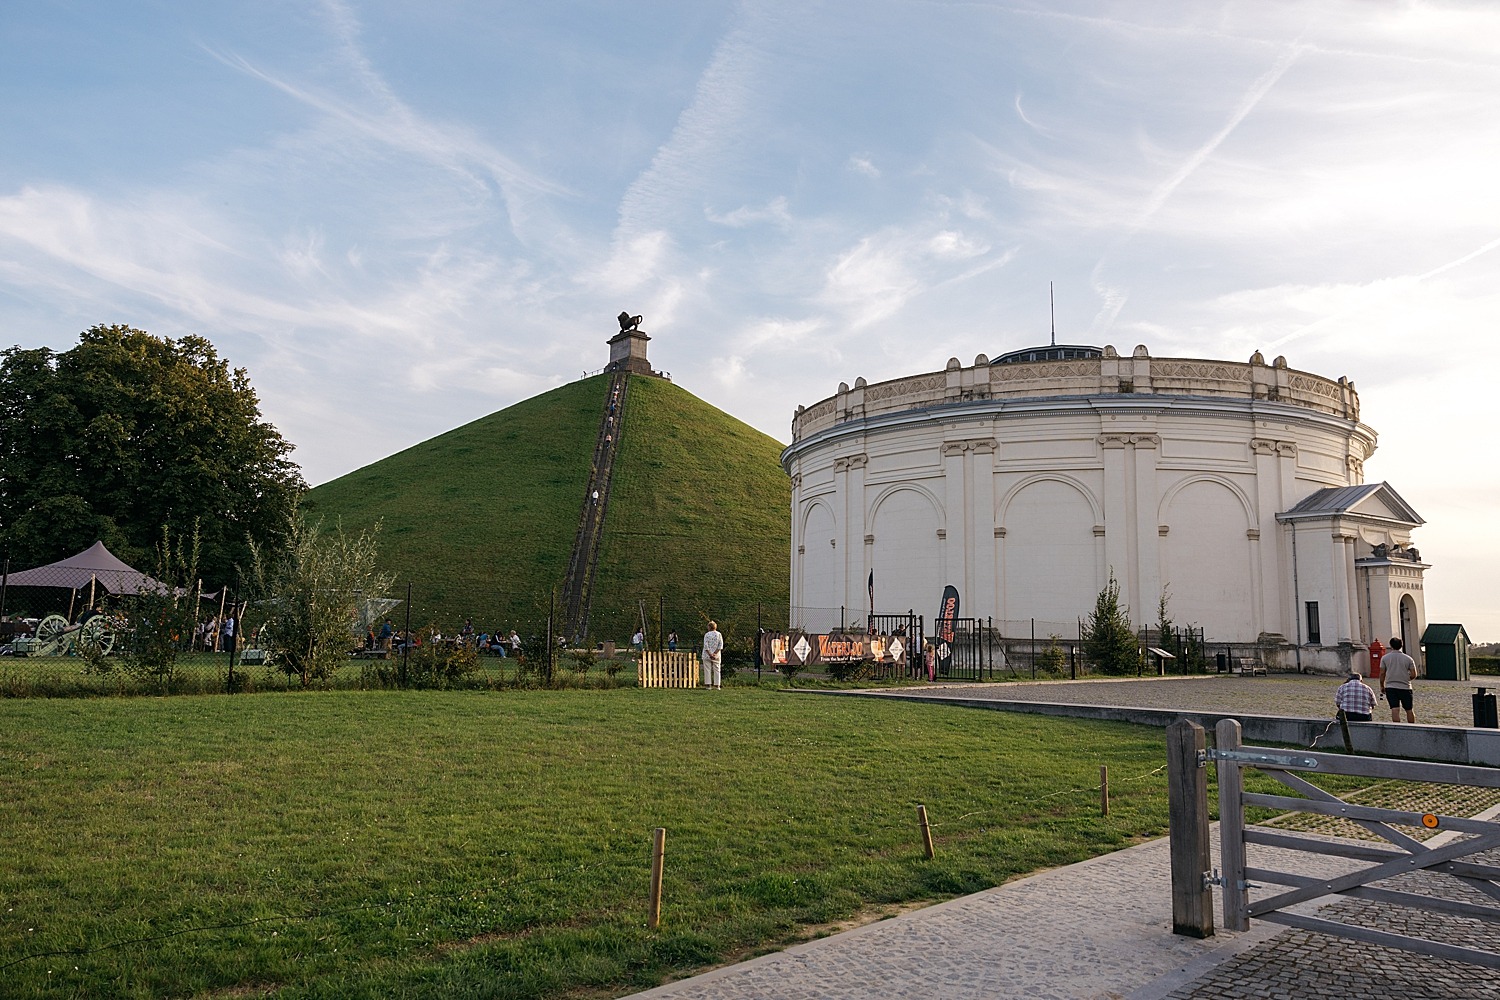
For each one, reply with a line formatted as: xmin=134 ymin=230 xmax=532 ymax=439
xmin=248 ymin=514 xmax=392 ymax=686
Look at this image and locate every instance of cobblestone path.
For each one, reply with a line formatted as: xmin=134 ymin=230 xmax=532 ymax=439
xmin=623 ymin=676 xmax=1500 ymax=999
xmin=888 ymin=674 xmax=1487 ymax=728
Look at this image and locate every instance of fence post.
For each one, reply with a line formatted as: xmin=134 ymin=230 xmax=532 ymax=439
xmin=1030 ymin=618 xmax=1036 ymax=679
xmin=1167 ymin=718 xmax=1214 ymax=938
xmin=1100 ymin=764 xmax=1110 ymax=817
xmin=1215 ymin=719 xmax=1249 ymax=932
xmin=401 ymin=581 xmax=411 ymax=687
xmin=916 ymin=804 xmax=935 ymax=859
xmin=648 ymin=827 xmax=666 ymax=928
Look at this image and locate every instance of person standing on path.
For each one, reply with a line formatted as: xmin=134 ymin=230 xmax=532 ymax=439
xmin=1335 ymin=669 xmax=1377 ymax=722
xmin=1381 ymin=637 xmax=1418 ymax=723
xmin=702 ymin=621 xmax=724 ymax=690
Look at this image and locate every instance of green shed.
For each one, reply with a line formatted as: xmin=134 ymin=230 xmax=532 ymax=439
xmin=1421 ymin=623 xmax=1471 ymax=681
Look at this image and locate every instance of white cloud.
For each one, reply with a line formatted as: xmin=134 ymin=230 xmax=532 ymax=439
xmin=706 ymin=196 xmax=792 ymax=228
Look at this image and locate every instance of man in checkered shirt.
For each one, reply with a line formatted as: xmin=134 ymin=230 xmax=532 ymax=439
xmin=1335 ymin=669 xmax=1377 ymax=722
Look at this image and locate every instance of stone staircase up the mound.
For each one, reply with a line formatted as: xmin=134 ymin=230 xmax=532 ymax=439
xmin=561 ymin=373 xmax=628 ymax=642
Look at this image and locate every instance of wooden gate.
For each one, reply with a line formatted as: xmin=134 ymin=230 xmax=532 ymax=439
xmin=638 ymin=650 xmax=698 ymax=689
xmin=1169 ymin=718 xmax=1500 ymax=968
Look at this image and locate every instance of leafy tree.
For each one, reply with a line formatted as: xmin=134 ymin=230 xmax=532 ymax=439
xmin=0 ymin=325 xmax=305 ymax=585
xmin=1083 ymin=571 xmax=1139 ymax=675
xmin=248 ymin=515 xmax=393 ymax=687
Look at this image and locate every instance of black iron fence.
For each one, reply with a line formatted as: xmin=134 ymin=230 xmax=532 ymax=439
xmin=0 ymin=565 xmax=1278 ymax=697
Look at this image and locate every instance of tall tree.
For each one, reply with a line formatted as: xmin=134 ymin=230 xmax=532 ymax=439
xmin=0 ymin=325 xmax=305 ymax=584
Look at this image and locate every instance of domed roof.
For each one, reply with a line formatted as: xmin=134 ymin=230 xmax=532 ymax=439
xmin=991 ymin=344 xmax=1103 ymax=365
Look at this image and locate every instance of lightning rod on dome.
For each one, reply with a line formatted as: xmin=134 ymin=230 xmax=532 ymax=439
xmin=1049 ymin=282 xmax=1055 ymax=347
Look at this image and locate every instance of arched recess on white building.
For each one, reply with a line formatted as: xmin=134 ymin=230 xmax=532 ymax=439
xmin=798 ymin=500 xmax=839 ymax=626
xmin=999 ymin=475 xmax=1100 ymax=624
xmin=1399 ymin=593 xmax=1418 ymax=655
xmin=869 ymin=484 xmax=945 ymax=618
xmin=1159 ymin=477 xmax=1256 ymax=639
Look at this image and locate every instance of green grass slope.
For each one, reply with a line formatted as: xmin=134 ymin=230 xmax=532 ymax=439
xmin=302 ymin=374 xmax=790 ymax=640
xmin=591 ymin=375 xmax=790 ymax=641
xmin=303 ymin=376 xmax=607 ymax=629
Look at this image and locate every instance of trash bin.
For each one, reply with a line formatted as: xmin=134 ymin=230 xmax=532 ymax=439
xmin=1474 ymin=687 xmax=1498 ymax=729
xmin=1216 ymin=652 xmax=1227 ymax=673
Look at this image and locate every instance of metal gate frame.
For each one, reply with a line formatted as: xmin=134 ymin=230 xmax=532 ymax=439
xmin=1195 ymin=718 xmax=1500 ymax=968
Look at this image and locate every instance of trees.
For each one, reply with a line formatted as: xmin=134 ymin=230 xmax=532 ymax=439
xmin=0 ymin=325 xmax=305 ymax=584
xmin=248 ymin=515 xmax=393 ymax=686
xmin=1083 ymin=571 xmax=1139 ymax=675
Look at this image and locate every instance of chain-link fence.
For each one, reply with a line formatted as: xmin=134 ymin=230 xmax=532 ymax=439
xmin=0 ymin=565 xmax=1269 ymax=697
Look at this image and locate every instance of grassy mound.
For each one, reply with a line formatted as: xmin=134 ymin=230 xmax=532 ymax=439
xmin=590 ymin=374 xmax=790 ymax=642
xmin=302 ymin=374 xmax=789 ymax=640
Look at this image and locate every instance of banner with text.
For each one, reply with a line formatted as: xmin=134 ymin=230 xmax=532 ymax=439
xmin=760 ymin=630 xmax=908 ymax=668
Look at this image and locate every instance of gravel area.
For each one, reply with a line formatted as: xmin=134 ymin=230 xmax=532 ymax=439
xmin=887 ymin=674 xmax=1492 ymax=728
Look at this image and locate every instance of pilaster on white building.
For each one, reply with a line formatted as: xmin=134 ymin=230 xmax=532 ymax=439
xmin=781 ymin=344 xmax=1428 ymax=673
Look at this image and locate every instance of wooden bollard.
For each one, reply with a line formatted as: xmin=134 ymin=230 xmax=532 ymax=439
xmin=1100 ymin=765 xmax=1110 ymax=816
xmin=916 ymin=804 xmax=935 ymax=859
xmin=648 ymin=827 xmax=666 ymax=929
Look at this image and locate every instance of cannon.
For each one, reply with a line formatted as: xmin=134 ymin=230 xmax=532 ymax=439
xmin=21 ymin=611 xmax=119 ymax=657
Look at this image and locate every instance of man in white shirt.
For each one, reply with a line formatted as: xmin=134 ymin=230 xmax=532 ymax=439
xmin=701 ymin=621 xmax=724 ymax=690
xmin=1380 ymin=637 xmax=1418 ymax=723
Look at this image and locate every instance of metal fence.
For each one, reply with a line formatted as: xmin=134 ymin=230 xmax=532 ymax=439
xmin=0 ymin=564 xmax=1268 ymax=696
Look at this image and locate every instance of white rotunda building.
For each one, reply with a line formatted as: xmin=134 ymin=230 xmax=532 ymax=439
xmin=782 ymin=345 xmax=1429 ymax=672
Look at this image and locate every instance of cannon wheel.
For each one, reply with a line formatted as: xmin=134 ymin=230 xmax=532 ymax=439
xmin=35 ymin=615 xmax=69 ymax=648
xmin=79 ymin=614 xmax=116 ymax=656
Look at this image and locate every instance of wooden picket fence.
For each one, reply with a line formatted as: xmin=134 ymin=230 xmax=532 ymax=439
xmin=639 ymin=650 xmax=699 ymax=689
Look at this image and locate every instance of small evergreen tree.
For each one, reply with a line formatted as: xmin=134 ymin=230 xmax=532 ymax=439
xmin=1156 ymin=585 xmax=1173 ymax=650
xmin=1084 ymin=571 xmax=1139 ymax=675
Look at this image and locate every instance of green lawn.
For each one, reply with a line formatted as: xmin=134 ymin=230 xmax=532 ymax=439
xmin=1 ymin=689 xmax=1174 ymax=999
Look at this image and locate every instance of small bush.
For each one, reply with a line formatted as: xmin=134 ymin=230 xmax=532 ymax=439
xmin=1037 ymin=637 xmax=1067 ymax=676
xmin=402 ymin=631 xmax=480 ymax=689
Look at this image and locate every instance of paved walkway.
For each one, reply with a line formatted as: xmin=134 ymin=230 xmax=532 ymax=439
xmin=624 ymin=677 xmax=1500 ymax=999
xmin=882 ymin=673 xmax=1488 ymax=728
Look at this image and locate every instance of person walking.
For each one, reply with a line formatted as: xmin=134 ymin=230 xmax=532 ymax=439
xmin=667 ymin=630 xmax=678 ymax=653
xmin=702 ymin=621 xmax=724 ymax=690
xmin=1380 ymin=637 xmax=1418 ymax=723
xmin=1334 ymin=669 xmax=1377 ymax=722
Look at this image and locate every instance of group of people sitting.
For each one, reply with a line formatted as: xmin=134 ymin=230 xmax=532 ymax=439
xmin=357 ymin=619 xmax=522 ymax=658
xmin=453 ymin=619 xmax=523 ymax=657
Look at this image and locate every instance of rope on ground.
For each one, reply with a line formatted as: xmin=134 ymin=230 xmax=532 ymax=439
xmin=1307 ymin=717 xmax=1339 ymax=749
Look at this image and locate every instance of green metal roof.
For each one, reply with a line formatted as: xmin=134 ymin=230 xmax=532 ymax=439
xmin=1421 ymin=623 xmax=1470 ymax=645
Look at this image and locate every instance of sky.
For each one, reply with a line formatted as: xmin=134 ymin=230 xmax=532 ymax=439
xmin=1 ymin=1 xmax=1496 ymax=638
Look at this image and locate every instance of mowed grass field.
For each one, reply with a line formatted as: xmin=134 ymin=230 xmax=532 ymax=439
xmin=2 ymin=689 xmax=1175 ymax=999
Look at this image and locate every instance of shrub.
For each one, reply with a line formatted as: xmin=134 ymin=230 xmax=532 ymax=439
xmin=401 ymin=631 xmax=480 ymax=689
xmin=1037 ymin=637 xmax=1067 ymax=676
